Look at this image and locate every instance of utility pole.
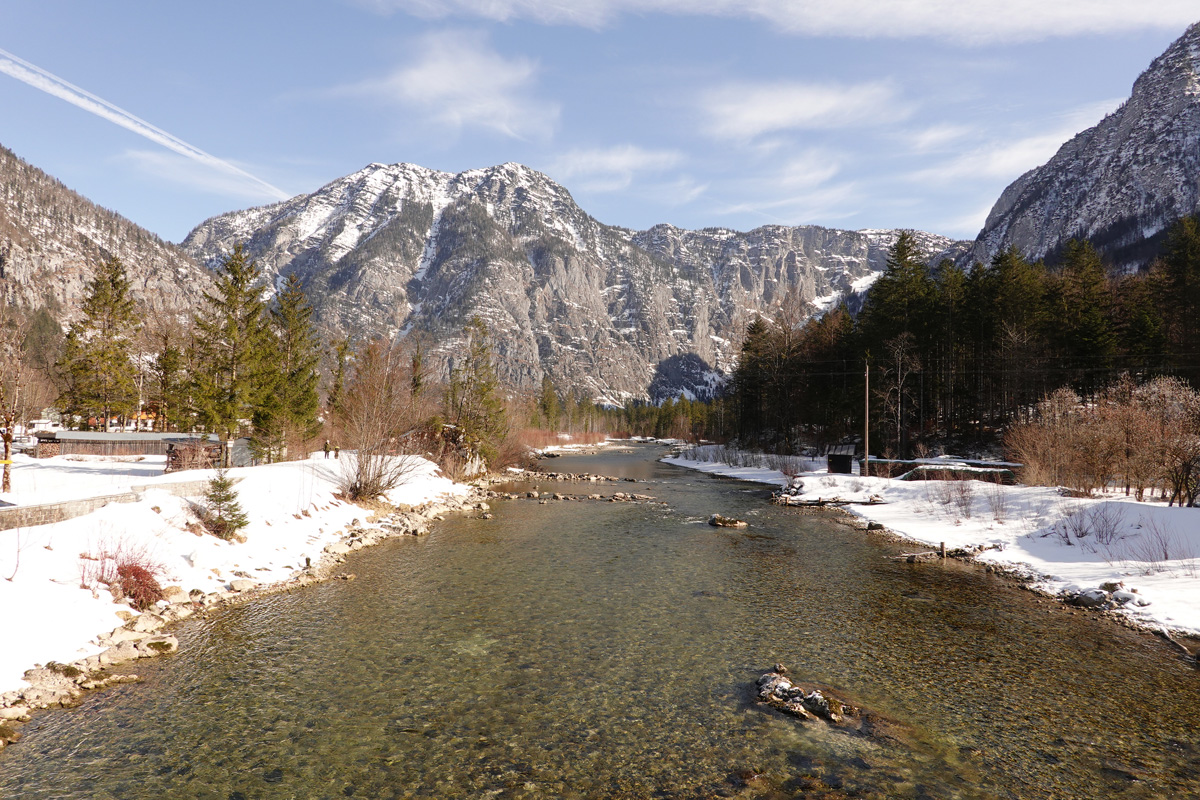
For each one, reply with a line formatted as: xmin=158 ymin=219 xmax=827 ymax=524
xmin=863 ymin=357 xmax=870 ymax=477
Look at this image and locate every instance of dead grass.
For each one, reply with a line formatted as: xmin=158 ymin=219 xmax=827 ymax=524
xmin=516 ymin=429 xmax=615 ymax=449
xmin=335 ymin=492 xmax=397 ymax=519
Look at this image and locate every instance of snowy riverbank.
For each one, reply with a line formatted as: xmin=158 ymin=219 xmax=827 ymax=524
xmin=0 ymin=452 xmax=471 ymax=703
xmin=664 ymin=448 xmax=1200 ymax=637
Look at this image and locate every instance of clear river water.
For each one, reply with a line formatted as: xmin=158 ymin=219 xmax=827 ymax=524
xmin=2 ymin=443 xmax=1200 ymax=799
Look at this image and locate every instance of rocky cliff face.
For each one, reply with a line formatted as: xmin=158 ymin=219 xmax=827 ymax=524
xmin=185 ymin=162 xmax=965 ymax=403
xmin=0 ymin=145 xmax=209 ymax=321
xmin=970 ymin=22 xmax=1200 ymax=269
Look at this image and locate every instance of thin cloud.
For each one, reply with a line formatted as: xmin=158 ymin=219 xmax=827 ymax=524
xmin=118 ymin=150 xmax=291 ymax=202
xmin=0 ymin=47 xmax=289 ymax=202
xmin=906 ymin=123 xmax=975 ymax=153
xmin=701 ymin=81 xmax=906 ymax=141
xmin=548 ymin=145 xmax=684 ymax=192
xmin=914 ymin=98 xmax=1124 ymax=184
xmin=342 ymin=30 xmax=558 ymax=140
xmin=355 ymin=1 xmax=1197 ymax=43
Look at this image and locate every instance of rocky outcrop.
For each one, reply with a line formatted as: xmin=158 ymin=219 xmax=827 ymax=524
xmin=969 ymin=22 xmax=1200 ymax=270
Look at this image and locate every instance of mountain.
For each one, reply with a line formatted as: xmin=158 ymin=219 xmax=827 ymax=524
xmin=0 ymin=145 xmax=209 ymax=321
xmin=184 ymin=162 xmax=965 ymax=403
xmin=970 ymin=21 xmax=1200 ymax=270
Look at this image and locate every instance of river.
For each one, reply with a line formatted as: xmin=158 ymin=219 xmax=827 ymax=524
xmin=2 ymin=443 xmax=1199 ymax=799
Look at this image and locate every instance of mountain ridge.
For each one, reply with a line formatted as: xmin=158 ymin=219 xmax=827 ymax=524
xmin=969 ymin=21 xmax=1200 ymax=269
xmin=183 ymin=160 xmax=967 ymax=403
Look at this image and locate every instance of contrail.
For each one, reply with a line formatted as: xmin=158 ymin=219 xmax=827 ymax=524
xmin=0 ymin=47 xmax=290 ymax=201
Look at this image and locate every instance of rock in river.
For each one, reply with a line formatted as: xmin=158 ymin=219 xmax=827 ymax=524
xmin=709 ymin=514 xmax=748 ymax=528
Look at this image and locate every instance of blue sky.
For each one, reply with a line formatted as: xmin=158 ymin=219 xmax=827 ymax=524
xmin=0 ymin=1 xmax=1194 ymax=243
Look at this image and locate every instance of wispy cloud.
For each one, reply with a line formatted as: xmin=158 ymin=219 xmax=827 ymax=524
xmin=913 ymin=98 xmax=1123 ymax=184
xmin=118 ymin=150 xmax=292 ymax=201
xmin=0 ymin=47 xmax=289 ymax=201
xmin=906 ymin=123 xmax=975 ymax=153
xmin=354 ymin=0 xmax=1197 ymax=43
xmin=548 ymin=145 xmax=684 ymax=192
xmin=700 ymin=80 xmax=906 ymax=141
xmin=341 ymin=30 xmax=558 ymax=140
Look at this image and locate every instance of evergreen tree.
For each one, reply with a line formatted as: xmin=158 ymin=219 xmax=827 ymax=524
xmin=732 ymin=317 xmax=771 ymax=437
xmin=326 ymin=335 xmax=352 ymax=414
xmin=56 ymin=256 xmax=138 ymax=430
xmin=193 ymin=245 xmax=274 ymax=441
xmin=255 ymin=273 xmax=322 ymax=457
xmin=539 ymin=374 xmax=560 ymax=429
xmin=446 ymin=317 xmax=507 ymax=466
xmin=857 ymin=231 xmax=936 ymax=351
xmin=1050 ymin=240 xmax=1115 ymax=393
xmin=202 ymin=468 xmax=249 ymax=540
xmin=1156 ymin=214 xmax=1200 ymax=380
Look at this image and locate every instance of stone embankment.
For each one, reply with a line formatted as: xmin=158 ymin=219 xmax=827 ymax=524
xmin=0 ymin=486 xmax=491 ymax=751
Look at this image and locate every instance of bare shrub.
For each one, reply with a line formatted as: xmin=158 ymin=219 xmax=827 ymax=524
xmin=336 ymin=338 xmax=422 ymax=500
xmin=986 ymin=482 xmax=1010 ymax=523
xmin=78 ymin=536 xmax=166 ymax=607
xmin=116 ymin=563 xmax=164 ymax=610
xmin=1005 ymin=386 xmax=1120 ymax=494
xmin=1088 ymin=503 xmax=1127 ymax=546
xmin=928 ymin=478 xmax=974 ymax=519
xmin=950 ymin=480 xmax=975 ymax=519
xmin=1123 ymin=516 xmax=1194 ymax=575
xmin=1009 ymin=376 xmax=1200 ymax=505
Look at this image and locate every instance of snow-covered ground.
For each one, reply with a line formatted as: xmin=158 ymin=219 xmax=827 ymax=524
xmin=664 ymin=448 xmax=1200 ymax=636
xmin=0 ymin=452 xmax=467 ymax=696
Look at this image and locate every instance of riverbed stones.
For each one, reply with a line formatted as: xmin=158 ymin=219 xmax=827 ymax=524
xmin=709 ymin=514 xmax=748 ymax=528
xmin=128 ymin=612 xmax=167 ymax=632
xmin=99 ymin=627 xmax=152 ymax=646
xmin=0 ymin=703 xmax=30 ymax=720
xmin=136 ymin=635 xmax=179 ymax=656
xmin=99 ymin=641 xmax=143 ymax=666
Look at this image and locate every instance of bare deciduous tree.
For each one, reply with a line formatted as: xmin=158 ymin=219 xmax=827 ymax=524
xmin=336 ymin=338 xmax=421 ymax=501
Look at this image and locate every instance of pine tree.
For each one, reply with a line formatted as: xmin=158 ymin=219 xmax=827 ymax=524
xmin=255 ymin=273 xmax=321 ymax=458
xmin=1156 ymin=214 xmax=1200 ymax=381
xmin=446 ymin=317 xmax=507 ymax=466
xmin=56 ymin=256 xmax=138 ymax=430
xmin=539 ymin=374 xmax=560 ymax=429
xmin=1050 ymin=240 xmax=1115 ymax=393
xmin=857 ymin=231 xmax=936 ymax=351
xmin=202 ymin=468 xmax=249 ymax=540
xmin=193 ymin=245 xmax=274 ymax=441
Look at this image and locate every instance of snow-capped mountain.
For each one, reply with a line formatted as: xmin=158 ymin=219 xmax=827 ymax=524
xmin=184 ymin=162 xmax=965 ymax=403
xmin=0 ymin=145 xmax=209 ymax=322
xmin=970 ymin=21 xmax=1200 ymax=269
